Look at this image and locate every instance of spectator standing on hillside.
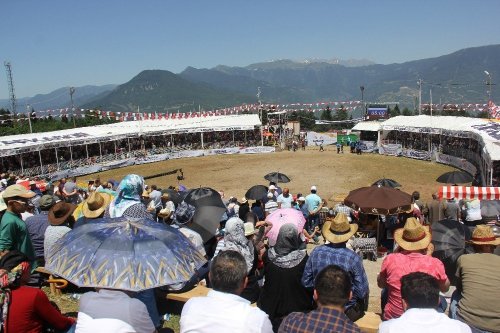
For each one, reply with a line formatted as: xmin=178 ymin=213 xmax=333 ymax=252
xmin=305 ymin=186 xmax=322 ymax=236
xmin=277 ymin=188 xmax=293 ymax=209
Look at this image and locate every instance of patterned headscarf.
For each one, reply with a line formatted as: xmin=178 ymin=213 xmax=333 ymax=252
xmin=267 ymin=223 xmax=307 ymax=269
xmin=223 ymin=217 xmax=255 ymax=273
xmin=108 ymin=174 xmax=145 ymax=218
xmin=0 ymin=251 xmax=31 ymax=330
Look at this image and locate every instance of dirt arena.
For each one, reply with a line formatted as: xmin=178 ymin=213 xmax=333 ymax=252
xmin=48 ymin=147 xmax=456 ymax=320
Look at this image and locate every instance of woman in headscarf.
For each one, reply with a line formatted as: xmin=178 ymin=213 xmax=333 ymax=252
xmin=258 ymin=223 xmax=313 ymax=331
xmin=104 ymin=174 xmax=158 ymax=329
xmin=0 ymin=250 xmax=75 ymax=333
xmin=106 ymin=174 xmax=153 ymax=219
xmin=216 ymin=217 xmax=260 ymax=302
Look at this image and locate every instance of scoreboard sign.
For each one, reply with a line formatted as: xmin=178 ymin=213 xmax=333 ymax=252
xmin=366 ymin=105 xmax=388 ymax=120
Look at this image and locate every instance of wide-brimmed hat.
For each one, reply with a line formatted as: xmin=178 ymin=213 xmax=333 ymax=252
xmin=82 ymin=192 xmax=112 ymax=218
xmin=39 ymin=195 xmax=57 ymax=210
xmin=2 ymin=184 xmax=36 ymax=199
xmin=240 ymin=197 xmax=248 ymax=204
xmin=0 ymin=197 xmax=6 ymax=212
xmin=394 ymin=217 xmax=431 ymax=251
xmin=322 ymin=213 xmax=358 ymax=244
xmin=468 ymin=225 xmax=500 ymax=246
xmin=48 ymin=201 xmax=77 ymax=226
xmin=244 ymin=222 xmax=257 ymax=237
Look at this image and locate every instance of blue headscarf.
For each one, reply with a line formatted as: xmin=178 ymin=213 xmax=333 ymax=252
xmin=108 ymin=174 xmax=145 ymax=218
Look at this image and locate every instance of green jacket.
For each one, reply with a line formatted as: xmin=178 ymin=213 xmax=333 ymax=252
xmin=0 ymin=211 xmax=38 ymax=269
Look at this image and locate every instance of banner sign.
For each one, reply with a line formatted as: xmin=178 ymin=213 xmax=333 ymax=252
xmin=306 ymin=131 xmax=337 ymax=146
xmin=435 ymin=153 xmax=477 ymax=176
xmin=471 ymin=122 xmax=500 ymax=141
xmin=403 ymin=149 xmax=431 ymax=160
xmin=379 ymin=143 xmax=402 ymax=156
xmin=359 ymin=141 xmax=376 ymax=152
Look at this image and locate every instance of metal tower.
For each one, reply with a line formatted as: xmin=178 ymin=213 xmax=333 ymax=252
xmin=4 ymin=61 xmax=16 ymax=114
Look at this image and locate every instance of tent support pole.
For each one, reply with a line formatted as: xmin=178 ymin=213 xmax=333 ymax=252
xmin=38 ymin=150 xmax=43 ymax=174
xmin=20 ymin=154 xmax=24 ymax=174
xmin=55 ymin=148 xmax=60 ymax=170
xmin=98 ymin=142 xmax=102 ymax=159
xmin=85 ymin=144 xmax=89 ymax=160
xmin=201 ymin=132 xmax=204 ymax=149
xmin=69 ymin=145 xmax=73 ymax=164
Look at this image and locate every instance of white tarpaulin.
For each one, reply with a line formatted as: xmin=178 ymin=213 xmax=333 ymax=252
xmin=306 ymin=131 xmax=337 ymax=146
xmin=0 ymin=114 xmax=261 ymax=157
xmin=351 ymin=121 xmax=383 ymax=132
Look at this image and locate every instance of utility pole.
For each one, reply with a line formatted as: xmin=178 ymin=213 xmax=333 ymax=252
xmin=360 ymin=86 xmax=365 ymax=117
xmin=417 ymin=79 xmax=422 ymax=115
xmin=4 ymin=61 xmax=16 ymax=114
xmin=257 ymin=87 xmax=263 ymax=146
xmin=26 ymin=104 xmax=33 ymax=133
xmin=69 ymin=87 xmax=76 ymax=128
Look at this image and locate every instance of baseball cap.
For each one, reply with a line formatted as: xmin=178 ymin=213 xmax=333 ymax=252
xmin=269 ymin=185 xmax=277 ymax=190
xmin=311 ymin=185 xmax=317 ymax=191
xmin=2 ymin=184 xmax=36 ymax=199
xmin=298 ymin=196 xmax=306 ymax=201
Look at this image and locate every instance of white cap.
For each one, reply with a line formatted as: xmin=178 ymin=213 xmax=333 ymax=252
xmin=298 ymin=196 xmax=306 ymax=201
xmin=269 ymin=185 xmax=277 ymax=190
xmin=267 ymin=192 xmax=274 ymax=198
xmin=311 ymin=185 xmax=317 ymax=191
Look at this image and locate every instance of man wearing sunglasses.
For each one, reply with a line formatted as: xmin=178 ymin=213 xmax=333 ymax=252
xmin=0 ymin=184 xmax=37 ymax=268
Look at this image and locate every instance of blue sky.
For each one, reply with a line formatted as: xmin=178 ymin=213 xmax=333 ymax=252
xmin=1 ymin=0 xmax=499 ymax=99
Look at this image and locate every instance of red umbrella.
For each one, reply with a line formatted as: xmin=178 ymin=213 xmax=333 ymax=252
xmin=344 ymin=186 xmax=412 ymax=215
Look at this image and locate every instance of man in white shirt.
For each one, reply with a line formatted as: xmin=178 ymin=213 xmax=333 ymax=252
xmin=277 ymin=188 xmax=293 ymax=209
xmin=379 ymin=272 xmax=471 ymax=333
xmin=264 ymin=192 xmax=279 ymax=217
xmin=180 ymin=250 xmax=273 ymax=333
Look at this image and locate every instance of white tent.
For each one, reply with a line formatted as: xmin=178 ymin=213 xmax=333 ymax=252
xmin=0 ymin=114 xmax=261 ymax=157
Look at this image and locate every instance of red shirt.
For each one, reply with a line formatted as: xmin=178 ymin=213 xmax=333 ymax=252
xmin=7 ymin=286 xmax=75 ymax=333
xmin=380 ymin=252 xmax=447 ymax=320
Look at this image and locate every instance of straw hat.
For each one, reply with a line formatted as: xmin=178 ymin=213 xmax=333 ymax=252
xmin=244 ymin=222 xmax=257 ymax=237
xmin=82 ymin=192 xmax=112 ymax=218
xmin=468 ymin=225 xmax=500 ymax=246
xmin=394 ymin=217 xmax=431 ymax=251
xmin=2 ymin=184 xmax=35 ymax=199
xmin=48 ymin=201 xmax=77 ymax=226
xmin=322 ymin=213 xmax=358 ymax=244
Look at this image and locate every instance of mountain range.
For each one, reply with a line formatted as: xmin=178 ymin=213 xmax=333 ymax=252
xmin=2 ymin=45 xmax=499 ymax=113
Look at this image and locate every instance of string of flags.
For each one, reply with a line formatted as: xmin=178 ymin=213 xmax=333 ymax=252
xmin=1 ymin=100 xmax=497 ymax=124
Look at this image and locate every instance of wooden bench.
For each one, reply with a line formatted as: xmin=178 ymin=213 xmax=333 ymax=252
xmin=355 ymin=312 xmax=381 ymax=333
xmin=168 ymin=285 xmax=381 ymax=332
xmin=35 ymin=267 xmax=68 ymax=295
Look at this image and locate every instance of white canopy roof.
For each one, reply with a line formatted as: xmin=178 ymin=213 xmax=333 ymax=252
xmin=0 ymin=114 xmax=261 ymax=157
xmin=381 ymin=115 xmax=500 ymax=162
xmin=351 ymin=121 xmax=383 ymax=132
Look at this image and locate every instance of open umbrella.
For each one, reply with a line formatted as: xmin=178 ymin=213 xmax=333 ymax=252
xmin=183 ymin=187 xmax=226 ymax=242
xmin=344 ymin=186 xmax=412 ymax=215
xmin=265 ymin=208 xmax=306 ymax=246
xmin=372 ymin=178 xmax=401 ymax=188
xmin=436 ymin=171 xmax=473 ymax=184
xmin=264 ymin=172 xmax=291 ymax=183
xmin=245 ymin=185 xmax=268 ymax=200
xmin=45 ymin=217 xmax=206 ymax=291
xmin=431 ymin=219 xmax=472 ymax=285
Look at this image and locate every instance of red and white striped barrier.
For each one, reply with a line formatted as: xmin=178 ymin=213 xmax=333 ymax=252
xmin=439 ymin=186 xmax=500 ymax=201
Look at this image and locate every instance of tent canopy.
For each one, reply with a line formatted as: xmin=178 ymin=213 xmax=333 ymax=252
xmin=0 ymin=114 xmax=261 ymax=157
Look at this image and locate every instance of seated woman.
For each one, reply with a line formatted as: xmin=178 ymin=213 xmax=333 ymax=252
xmin=258 ymin=223 xmax=313 ymax=331
xmin=0 ymin=250 xmax=75 ymax=333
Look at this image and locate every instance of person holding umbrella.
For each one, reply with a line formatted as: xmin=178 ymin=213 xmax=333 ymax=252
xmin=378 ymin=218 xmax=450 ymax=320
xmin=258 ymin=223 xmax=312 ymax=331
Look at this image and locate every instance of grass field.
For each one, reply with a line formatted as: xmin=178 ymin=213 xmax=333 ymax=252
xmin=50 ymin=147 xmax=458 ymax=331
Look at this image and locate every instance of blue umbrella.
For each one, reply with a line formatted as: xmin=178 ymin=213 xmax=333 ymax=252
xmin=45 ymin=217 xmax=207 ymax=291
